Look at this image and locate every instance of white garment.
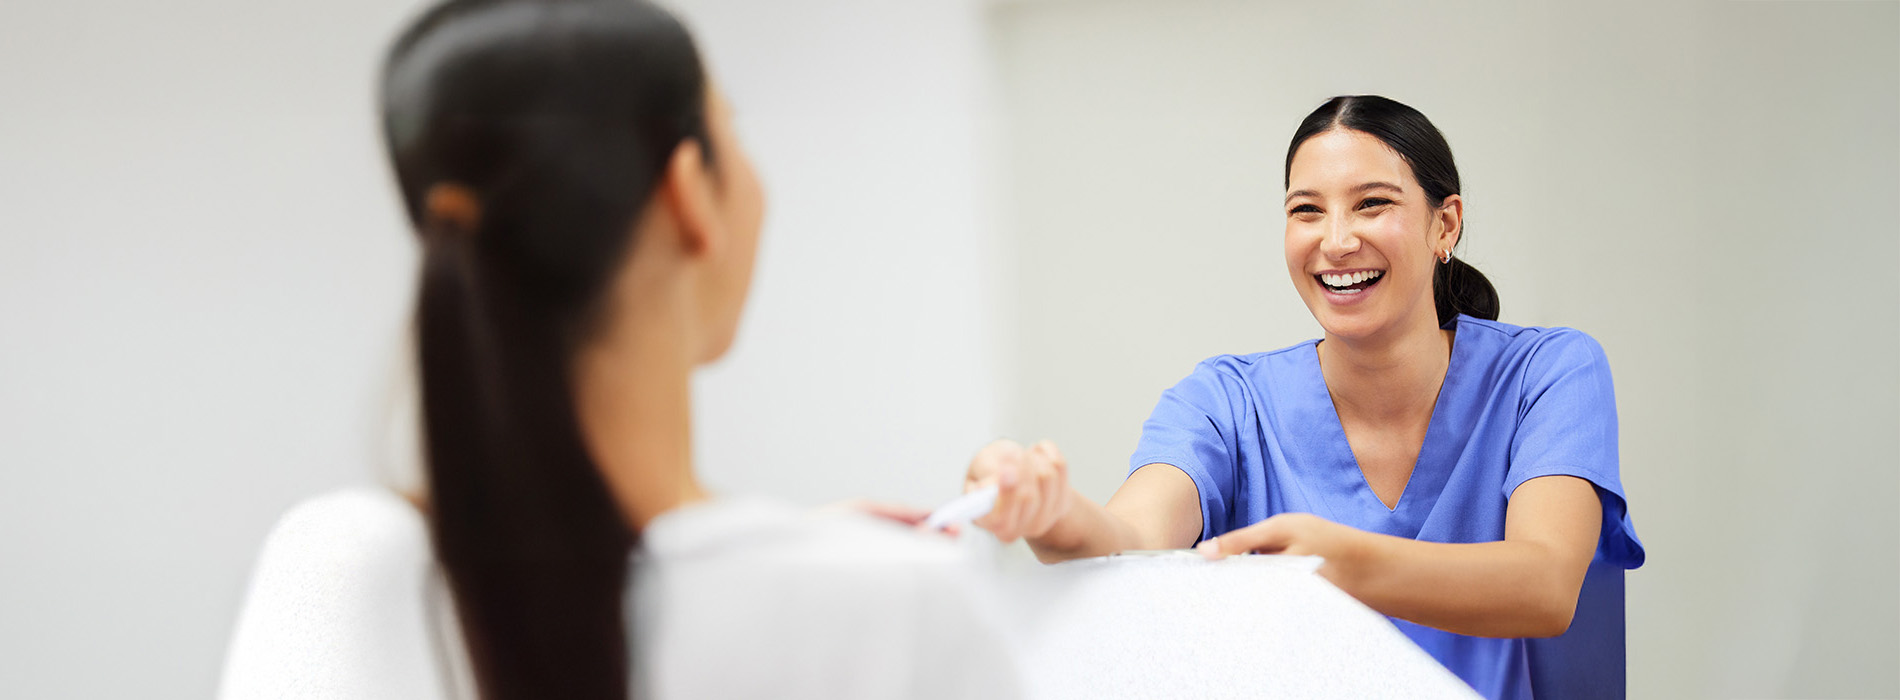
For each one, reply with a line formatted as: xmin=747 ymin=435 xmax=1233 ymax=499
xmin=218 ymin=490 xmax=1022 ymax=700
xmin=218 ymin=489 xmax=461 ymax=700
xmin=220 ymin=490 xmax=1475 ymax=699
xmin=633 ymin=497 xmax=1024 ymax=699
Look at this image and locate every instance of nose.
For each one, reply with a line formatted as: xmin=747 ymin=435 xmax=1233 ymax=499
xmin=1320 ymin=215 xmax=1360 ymax=259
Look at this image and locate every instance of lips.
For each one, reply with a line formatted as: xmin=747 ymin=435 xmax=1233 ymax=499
xmin=1316 ymin=269 xmax=1384 ymax=294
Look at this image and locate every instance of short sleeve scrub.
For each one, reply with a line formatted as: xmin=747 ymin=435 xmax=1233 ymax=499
xmin=1129 ymin=315 xmax=1646 ymax=700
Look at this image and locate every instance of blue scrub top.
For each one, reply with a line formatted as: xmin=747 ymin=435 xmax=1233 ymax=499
xmin=1129 ymin=315 xmax=1645 ymax=700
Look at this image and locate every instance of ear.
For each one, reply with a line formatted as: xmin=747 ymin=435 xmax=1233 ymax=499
xmin=1433 ymin=193 xmax=1464 ymax=252
xmin=657 ymin=139 xmax=721 ymax=257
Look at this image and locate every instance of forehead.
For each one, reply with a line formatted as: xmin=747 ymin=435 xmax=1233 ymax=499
xmin=1286 ymin=128 xmax=1416 ymax=193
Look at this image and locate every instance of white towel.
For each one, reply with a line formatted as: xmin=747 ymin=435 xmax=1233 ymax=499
xmin=1012 ymin=553 xmax=1480 ymax=699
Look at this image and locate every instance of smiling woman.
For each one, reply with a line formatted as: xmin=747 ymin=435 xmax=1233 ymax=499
xmin=956 ymin=95 xmax=1645 ymax=700
xmin=1283 ymin=95 xmax=1498 ymax=337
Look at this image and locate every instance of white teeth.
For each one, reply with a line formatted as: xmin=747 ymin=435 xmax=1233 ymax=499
xmin=1320 ymin=270 xmax=1382 ymax=289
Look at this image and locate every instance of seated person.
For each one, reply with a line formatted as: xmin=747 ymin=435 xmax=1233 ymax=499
xmin=957 ymin=96 xmax=1646 ymax=700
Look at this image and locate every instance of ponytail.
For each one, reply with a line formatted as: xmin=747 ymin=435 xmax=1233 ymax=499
xmin=415 ymin=230 xmax=633 ymax=700
xmin=1432 ymin=255 xmax=1499 ymax=327
xmin=383 ymin=2 xmax=712 ymax=695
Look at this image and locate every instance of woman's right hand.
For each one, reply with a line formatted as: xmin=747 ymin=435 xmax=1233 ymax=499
xmin=963 ymin=438 xmax=1073 ymax=544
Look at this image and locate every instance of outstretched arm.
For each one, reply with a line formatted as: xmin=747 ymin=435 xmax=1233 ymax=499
xmin=964 ymin=439 xmax=1202 ymax=563
xmin=1200 ymin=474 xmax=1601 ymax=638
xmin=1021 ymin=463 xmax=1202 ymax=562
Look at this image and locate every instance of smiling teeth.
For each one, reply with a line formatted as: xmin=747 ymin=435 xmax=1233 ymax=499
xmin=1321 ymin=270 xmax=1383 ymax=288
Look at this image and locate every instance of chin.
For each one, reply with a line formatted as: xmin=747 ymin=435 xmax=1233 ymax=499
xmin=1317 ymin=316 xmax=1382 ymax=341
xmin=701 ymin=338 xmax=733 ymax=365
xmin=700 ymin=324 xmax=741 ymax=365
xmin=1308 ymin=303 xmax=1393 ymax=342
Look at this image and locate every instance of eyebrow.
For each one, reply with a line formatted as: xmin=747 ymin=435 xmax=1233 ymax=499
xmin=1284 ymin=181 xmax=1405 ymax=203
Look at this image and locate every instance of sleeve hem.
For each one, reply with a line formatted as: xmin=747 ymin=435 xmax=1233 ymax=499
xmin=1504 ymin=464 xmax=1645 ymax=569
xmin=1128 ymin=454 xmax=1223 ymax=545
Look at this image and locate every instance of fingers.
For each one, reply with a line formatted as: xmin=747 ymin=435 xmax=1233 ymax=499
xmin=852 ymin=501 xmax=931 ymax=527
xmin=966 ymin=438 xmax=1022 ymax=492
xmin=823 ymin=500 xmax=952 ymax=537
xmin=1025 ymin=440 xmax=1070 ymax=538
xmin=968 ymin=438 xmax=1071 ymax=543
xmin=1197 ymin=517 xmax=1291 ymax=560
xmin=994 ymin=454 xmax=1039 ymax=543
xmin=972 ymin=443 xmax=1023 ymax=541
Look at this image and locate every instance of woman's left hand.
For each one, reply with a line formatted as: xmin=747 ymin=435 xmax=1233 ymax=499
xmin=1196 ymin=512 xmax=1372 ymax=584
xmin=822 ymin=500 xmax=959 ymax=536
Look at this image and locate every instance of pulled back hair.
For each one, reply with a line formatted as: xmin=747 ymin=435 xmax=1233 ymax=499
xmin=1285 ymin=95 xmax=1499 ymax=326
xmin=379 ymin=1 xmax=711 ymax=697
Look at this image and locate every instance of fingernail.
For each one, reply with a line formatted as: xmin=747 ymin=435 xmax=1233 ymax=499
xmin=1197 ymin=538 xmax=1221 ymax=560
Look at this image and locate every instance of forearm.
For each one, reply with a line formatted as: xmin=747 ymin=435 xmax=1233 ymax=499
xmin=1024 ymin=488 xmax=1143 ymax=563
xmin=1336 ymin=534 xmax=1585 ymax=638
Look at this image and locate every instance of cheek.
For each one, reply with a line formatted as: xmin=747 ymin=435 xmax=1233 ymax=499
xmin=739 ymin=162 xmax=766 ymax=231
xmin=1283 ymin=223 xmax=1319 ymax=272
xmin=1367 ymin=215 xmax=1428 ymax=264
xmin=716 ymin=169 xmax=764 ymax=259
xmin=1369 ymin=213 xmax=1413 ymax=239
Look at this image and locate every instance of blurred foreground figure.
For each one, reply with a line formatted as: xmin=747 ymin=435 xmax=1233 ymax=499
xmin=221 ymin=1 xmax=1020 ymax=698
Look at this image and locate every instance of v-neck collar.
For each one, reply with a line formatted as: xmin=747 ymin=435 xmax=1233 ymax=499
xmin=1282 ymin=317 xmax=1469 ymax=534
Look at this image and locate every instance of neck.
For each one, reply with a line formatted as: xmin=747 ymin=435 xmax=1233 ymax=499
xmin=573 ymin=282 xmax=709 ymax=532
xmin=1318 ymin=313 xmax=1454 ymax=425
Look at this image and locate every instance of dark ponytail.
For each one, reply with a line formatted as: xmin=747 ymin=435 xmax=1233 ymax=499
xmin=1285 ymin=95 xmax=1499 ymax=326
xmin=1431 ymin=255 xmax=1498 ymax=328
xmin=381 ymin=1 xmax=711 ymax=698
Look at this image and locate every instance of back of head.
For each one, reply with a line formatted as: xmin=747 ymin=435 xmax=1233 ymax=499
xmin=379 ymin=1 xmax=709 ymax=697
xmin=1285 ymin=95 xmax=1499 ymax=326
xmin=384 ymin=0 xmax=709 ymax=303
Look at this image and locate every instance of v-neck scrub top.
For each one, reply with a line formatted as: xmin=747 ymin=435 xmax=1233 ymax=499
xmin=1128 ymin=315 xmax=1645 ymax=700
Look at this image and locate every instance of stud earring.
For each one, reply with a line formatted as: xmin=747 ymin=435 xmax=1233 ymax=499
xmin=1440 ymin=249 xmax=1453 ymax=264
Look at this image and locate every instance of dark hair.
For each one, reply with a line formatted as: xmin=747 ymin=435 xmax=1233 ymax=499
xmin=379 ymin=1 xmax=711 ymax=698
xmin=1284 ymin=95 xmax=1498 ymax=326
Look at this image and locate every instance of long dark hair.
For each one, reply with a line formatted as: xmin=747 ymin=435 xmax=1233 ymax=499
xmin=379 ymin=1 xmax=711 ymax=697
xmin=1284 ymin=95 xmax=1499 ymax=326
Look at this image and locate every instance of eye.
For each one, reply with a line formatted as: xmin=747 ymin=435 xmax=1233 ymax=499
xmin=1289 ymin=203 xmax=1322 ymax=215
xmin=1357 ymin=197 xmax=1394 ymax=211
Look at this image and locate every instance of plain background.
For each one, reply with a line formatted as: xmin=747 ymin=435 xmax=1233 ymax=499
xmin=0 ymin=0 xmax=1893 ymax=698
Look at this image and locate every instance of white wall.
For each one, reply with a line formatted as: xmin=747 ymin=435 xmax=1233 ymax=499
xmin=990 ymin=0 xmax=1899 ymax=698
xmin=673 ymin=0 xmax=1004 ymax=509
xmin=0 ymin=0 xmax=1000 ymax=697
xmin=0 ymin=1 xmax=421 ymax=696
